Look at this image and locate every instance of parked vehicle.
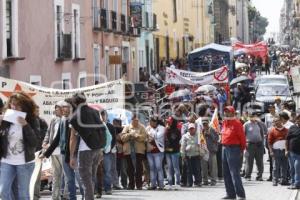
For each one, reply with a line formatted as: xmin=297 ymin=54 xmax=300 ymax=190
xmin=254 ymin=75 xmax=289 ymax=86
xmin=254 ymin=83 xmax=295 ymax=112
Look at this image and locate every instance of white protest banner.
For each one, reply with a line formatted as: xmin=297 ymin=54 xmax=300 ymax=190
xmin=165 ymin=66 xmax=228 ymax=85
xmin=0 ymin=77 xmax=125 ymax=123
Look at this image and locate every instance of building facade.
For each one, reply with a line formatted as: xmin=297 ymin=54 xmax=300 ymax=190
xmin=153 ymin=0 xmax=214 ymax=70
xmin=0 ymin=0 xmax=139 ymax=88
xmin=213 ymin=0 xmax=230 ymax=44
xmin=236 ymin=0 xmax=250 ymax=43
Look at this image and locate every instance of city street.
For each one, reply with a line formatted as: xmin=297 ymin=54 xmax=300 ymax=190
xmin=40 ymin=160 xmax=300 ymax=200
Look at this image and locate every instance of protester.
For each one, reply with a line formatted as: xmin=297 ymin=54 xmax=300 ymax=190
xmin=181 ymin=123 xmax=202 ymax=187
xmin=221 ymin=106 xmax=246 ymax=200
xmin=42 ymin=101 xmax=64 ymax=200
xmin=201 ymin=118 xmax=219 ymax=186
xmin=146 ymin=116 xmax=165 ymax=190
xmin=268 ymin=117 xmax=289 ymax=186
xmin=0 ymin=92 xmax=39 ymax=200
xmin=265 ymin=104 xmax=277 ymax=181
xmin=279 ymin=112 xmax=294 ymax=129
xmin=69 ymin=93 xmax=106 ymax=200
xmin=114 ymin=119 xmax=128 ymax=189
xmin=243 ymin=112 xmax=265 ymax=181
xmin=41 ymin=100 xmax=84 ymax=200
xmin=120 ymin=114 xmax=147 ymax=190
xmin=165 ymin=116 xmax=181 ymax=190
xmin=286 ymin=114 xmax=300 ymax=190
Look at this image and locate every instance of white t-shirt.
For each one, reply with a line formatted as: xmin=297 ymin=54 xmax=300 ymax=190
xmin=1 ymin=124 xmax=26 ymax=165
xmin=52 ymin=121 xmax=61 ymax=155
xmin=79 ymin=137 xmax=91 ymax=152
xmin=284 ymin=121 xmax=294 ymax=130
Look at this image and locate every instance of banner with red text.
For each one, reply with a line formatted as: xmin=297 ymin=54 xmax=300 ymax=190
xmin=0 ymin=77 xmax=125 ymax=123
xmin=165 ymin=66 xmax=229 ymax=85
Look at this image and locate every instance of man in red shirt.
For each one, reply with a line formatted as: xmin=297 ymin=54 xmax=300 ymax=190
xmin=221 ymin=106 xmax=246 ymax=200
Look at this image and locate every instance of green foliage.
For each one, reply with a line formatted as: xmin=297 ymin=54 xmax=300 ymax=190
xmin=248 ymin=5 xmax=269 ymax=40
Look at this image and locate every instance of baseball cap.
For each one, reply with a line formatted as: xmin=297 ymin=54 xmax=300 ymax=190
xmin=188 ymin=123 xmax=196 ymax=129
xmin=224 ymin=106 xmax=235 ymax=113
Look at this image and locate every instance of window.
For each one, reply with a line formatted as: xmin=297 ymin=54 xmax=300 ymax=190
xmin=105 ymin=48 xmax=110 ymax=81
xmin=6 ymin=0 xmax=12 ymax=57
xmin=78 ymin=71 xmax=87 ymax=88
xmin=114 ymin=48 xmax=120 ymax=80
xmin=62 ymin=79 xmax=70 ymax=89
xmin=173 ymin=0 xmax=177 ymax=22
xmin=2 ymin=0 xmax=18 ymax=58
xmin=104 ymin=0 xmax=109 ymax=9
xmin=54 ymin=0 xmax=65 ymax=59
xmin=30 ymin=75 xmax=42 ymax=86
xmin=113 ymin=0 xmax=118 ymax=13
xmin=93 ymin=45 xmax=100 ymax=84
xmin=62 ymin=73 xmax=71 ymax=89
xmin=121 ymin=0 xmax=127 ymax=15
xmin=72 ymin=4 xmax=80 ymax=58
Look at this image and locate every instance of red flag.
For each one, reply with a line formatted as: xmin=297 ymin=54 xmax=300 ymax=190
xmin=210 ymin=108 xmax=220 ymax=133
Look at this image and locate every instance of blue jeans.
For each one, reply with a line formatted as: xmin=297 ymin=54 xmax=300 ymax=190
xmin=103 ymin=153 xmax=113 ymax=192
xmin=147 ymin=152 xmax=164 ymax=188
xmin=0 ymin=162 xmax=34 ymax=200
xmin=62 ymin=155 xmax=81 ymax=200
xmin=222 ymin=146 xmax=246 ymax=198
xmin=166 ymin=153 xmax=181 ymax=186
xmin=289 ymin=152 xmax=300 ymax=187
xmin=273 ymin=149 xmax=288 ymax=183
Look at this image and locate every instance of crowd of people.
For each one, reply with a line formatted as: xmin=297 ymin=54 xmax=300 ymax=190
xmin=0 ymin=47 xmax=300 ymax=200
xmin=0 ymin=88 xmax=299 ymax=200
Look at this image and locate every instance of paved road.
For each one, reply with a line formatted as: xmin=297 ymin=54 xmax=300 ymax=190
xmin=40 ymin=161 xmax=299 ymax=200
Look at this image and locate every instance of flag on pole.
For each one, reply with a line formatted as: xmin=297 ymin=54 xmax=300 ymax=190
xmin=209 ymin=108 xmax=220 ymax=133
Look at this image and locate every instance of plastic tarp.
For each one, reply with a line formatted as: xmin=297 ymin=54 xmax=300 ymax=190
xmin=188 ymin=43 xmax=233 ymax=79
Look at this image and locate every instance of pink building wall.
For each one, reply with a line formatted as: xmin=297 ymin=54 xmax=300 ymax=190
xmin=0 ymin=0 xmax=137 ymax=88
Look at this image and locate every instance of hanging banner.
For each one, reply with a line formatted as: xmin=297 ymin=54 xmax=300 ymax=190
xmin=165 ymin=66 xmax=228 ymax=85
xmin=233 ymin=41 xmax=268 ymax=59
xmin=130 ymin=2 xmax=143 ymax=28
xmin=0 ymin=77 xmax=125 ymax=123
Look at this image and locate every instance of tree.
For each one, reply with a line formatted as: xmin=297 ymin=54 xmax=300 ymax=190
xmin=248 ymin=5 xmax=269 ymax=42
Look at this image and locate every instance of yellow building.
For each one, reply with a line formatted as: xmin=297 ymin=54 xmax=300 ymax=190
xmin=153 ymin=0 xmax=214 ymax=68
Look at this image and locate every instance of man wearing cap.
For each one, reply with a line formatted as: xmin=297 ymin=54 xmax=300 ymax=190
xmin=42 ymin=101 xmax=64 ymax=200
xmin=221 ymin=106 xmax=246 ymax=200
xmin=181 ymin=123 xmax=202 ymax=187
xmin=243 ymin=112 xmax=265 ymax=181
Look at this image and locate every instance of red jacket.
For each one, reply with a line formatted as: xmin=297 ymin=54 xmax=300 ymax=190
xmin=268 ymin=127 xmax=288 ymax=146
xmin=221 ymin=119 xmax=246 ymax=150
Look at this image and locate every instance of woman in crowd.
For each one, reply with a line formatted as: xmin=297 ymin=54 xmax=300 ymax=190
xmin=165 ymin=116 xmax=181 ymax=190
xmin=120 ymin=114 xmax=147 ymax=190
xmin=146 ymin=116 xmax=165 ymax=190
xmin=0 ymin=92 xmax=39 ymax=199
